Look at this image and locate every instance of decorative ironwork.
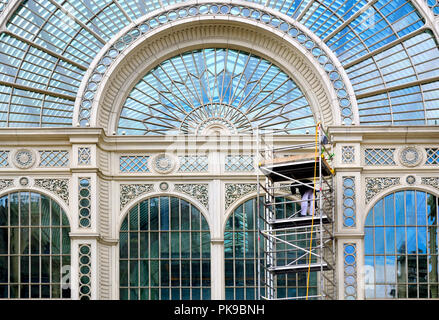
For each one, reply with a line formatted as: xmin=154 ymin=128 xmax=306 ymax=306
xmin=174 ymin=184 xmax=209 ymax=209
xmin=225 ymin=155 xmax=254 ymax=172
xmin=0 ymin=151 xmax=9 ymax=167
xmin=0 ymin=179 xmax=13 ymax=191
xmin=178 ymin=156 xmax=208 ymax=172
xmin=364 ymin=148 xmax=395 ymax=165
xmin=425 ymin=148 xmax=439 ymax=165
xmin=118 ymin=48 xmax=316 ymax=135
xmin=421 ymin=177 xmax=439 ymax=191
xmin=365 ymin=177 xmax=400 ymax=203
xmin=120 ymin=155 xmax=150 ymax=172
xmin=342 ymin=146 xmax=355 ymax=164
xmin=426 ymin=0 xmax=439 ymax=15
xmin=38 ymin=150 xmax=69 ymax=167
xmin=78 ymin=178 xmax=91 ymax=228
xmin=78 ymin=244 xmax=92 ymax=300
xmin=78 ymin=147 xmax=91 ymax=165
xmin=34 ymin=178 xmax=70 ymax=204
xmin=343 ymin=243 xmax=357 ymax=300
xmin=77 ymin=3 xmax=357 ymax=128
xmin=342 ymin=177 xmax=356 ymax=228
xmin=224 ymin=183 xmax=257 ymax=210
xmin=120 ymin=184 xmax=154 ymax=210
xmin=0 ymin=0 xmax=433 ymax=128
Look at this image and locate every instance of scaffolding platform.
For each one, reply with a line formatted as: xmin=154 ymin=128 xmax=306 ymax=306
xmin=268 ymin=262 xmax=330 ymax=274
xmin=268 ymin=214 xmax=331 ymax=229
xmin=257 ymin=123 xmax=336 ymax=300
xmin=259 ymin=153 xmax=334 ymax=182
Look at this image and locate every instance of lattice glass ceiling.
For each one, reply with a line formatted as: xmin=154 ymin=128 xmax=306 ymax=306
xmin=0 ymin=0 xmax=438 ymax=130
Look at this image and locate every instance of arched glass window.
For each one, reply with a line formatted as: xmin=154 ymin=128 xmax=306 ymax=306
xmin=119 ymin=196 xmax=211 ymax=300
xmin=117 ymin=48 xmax=315 ymax=135
xmin=365 ymin=190 xmax=439 ymax=299
xmin=0 ymin=191 xmax=71 ymax=299
xmin=224 ymin=197 xmax=317 ymax=299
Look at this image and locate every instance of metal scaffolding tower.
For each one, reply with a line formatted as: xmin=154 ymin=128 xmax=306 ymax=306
xmin=256 ymin=123 xmax=336 ymax=300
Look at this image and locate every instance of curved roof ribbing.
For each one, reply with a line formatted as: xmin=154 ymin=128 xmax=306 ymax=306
xmin=0 ymin=0 xmax=438 ymax=129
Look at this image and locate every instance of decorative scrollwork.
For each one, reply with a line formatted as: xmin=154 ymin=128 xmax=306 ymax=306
xmin=174 ymin=184 xmax=209 ymax=209
xmin=34 ymin=178 xmax=69 ymax=205
xmin=120 ymin=184 xmax=154 ymax=210
xmin=225 ymin=183 xmax=257 ymax=210
xmin=0 ymin=179 xmax=14 ymax=192
xmin=365 ymin=177 xmax=400 ymax=204
xmin=421 ymin=177 xmax=439 ymax=191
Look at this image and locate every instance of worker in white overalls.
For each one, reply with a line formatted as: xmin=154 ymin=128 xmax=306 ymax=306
xmin=290 ymin=179 xmax=315 ymax=216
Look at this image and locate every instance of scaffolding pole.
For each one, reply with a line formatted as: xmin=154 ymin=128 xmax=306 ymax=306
xmin=257 ymin=123 xmax=336 ymax=300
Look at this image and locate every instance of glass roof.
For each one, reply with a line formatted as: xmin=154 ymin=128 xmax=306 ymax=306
xmin=117 ymin=48 xmax=315 ymax=135
xmin=0 ymin=0 xmax=438 ymax=129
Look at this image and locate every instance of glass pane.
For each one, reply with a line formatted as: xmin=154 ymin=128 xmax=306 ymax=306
xmin=366 ymin=191 xmax=439 ymax=299
xmin=119 ymin=196 xmax=210 ymax=300
xmin=0 ymin=227 xmax=7 ymax=255
xmin=0 ymin=198 xmax=7 ymax=226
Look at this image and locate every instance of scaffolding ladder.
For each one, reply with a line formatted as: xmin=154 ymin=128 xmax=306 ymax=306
xmin=256 ymin=123 xmax=336 ymax=300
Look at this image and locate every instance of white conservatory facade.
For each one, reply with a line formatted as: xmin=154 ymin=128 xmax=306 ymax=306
xmin=0 ymin=0 xmax=439 ymax=300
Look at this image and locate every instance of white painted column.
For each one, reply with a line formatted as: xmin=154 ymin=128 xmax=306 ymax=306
xmin=69 ymin=142 xmax=99 ymax=299
xmin=209 ymin=179 xmax=225 ymax=299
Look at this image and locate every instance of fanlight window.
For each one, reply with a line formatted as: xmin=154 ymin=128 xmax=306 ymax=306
xmin=365 ymin=190 xmax=439 ymax=299
xmin=119 ymin=196 xmax=211 ymax=300
xmin=0 ymin=192 xmax=71 ymax=299
xmin=117 ymin=48 xmax=315 ymax=135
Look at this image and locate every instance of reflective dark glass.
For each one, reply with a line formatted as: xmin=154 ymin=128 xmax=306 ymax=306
xmin=119 ymin=196 xmax=210 ymax=300
xmin=365 ymin=191 xmax=439 ymax=299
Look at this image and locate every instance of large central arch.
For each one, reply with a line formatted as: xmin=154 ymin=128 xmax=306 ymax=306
xmin=90 ymin=15 xmax=352 ymax=133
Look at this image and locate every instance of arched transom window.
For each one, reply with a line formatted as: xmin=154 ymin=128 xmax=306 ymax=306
xmin=365 ymin=190 xmax=439 ymax=299
xmin=119 ymin=196 xmax=211 ymax=300
xmin=117 ymin=48 xmax=315 ymax=135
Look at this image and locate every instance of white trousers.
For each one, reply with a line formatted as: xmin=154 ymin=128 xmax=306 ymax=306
xmin=301 ymin=189 xmax=314 ymax=216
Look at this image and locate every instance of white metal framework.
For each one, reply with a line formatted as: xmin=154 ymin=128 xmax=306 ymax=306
xmin=257 ymin=123 xmax=336 ymax=300
xmin=1 ymin=0 xmax=438 ymax=129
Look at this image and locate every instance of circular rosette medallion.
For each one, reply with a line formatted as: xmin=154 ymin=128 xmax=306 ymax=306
xmin=153 ymin=154 xmax=175 ymax=174
xmin=399 ymin=147 xmax=422 ymax=167
xmin=14 ymin=149 xmax=35 ymax=169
